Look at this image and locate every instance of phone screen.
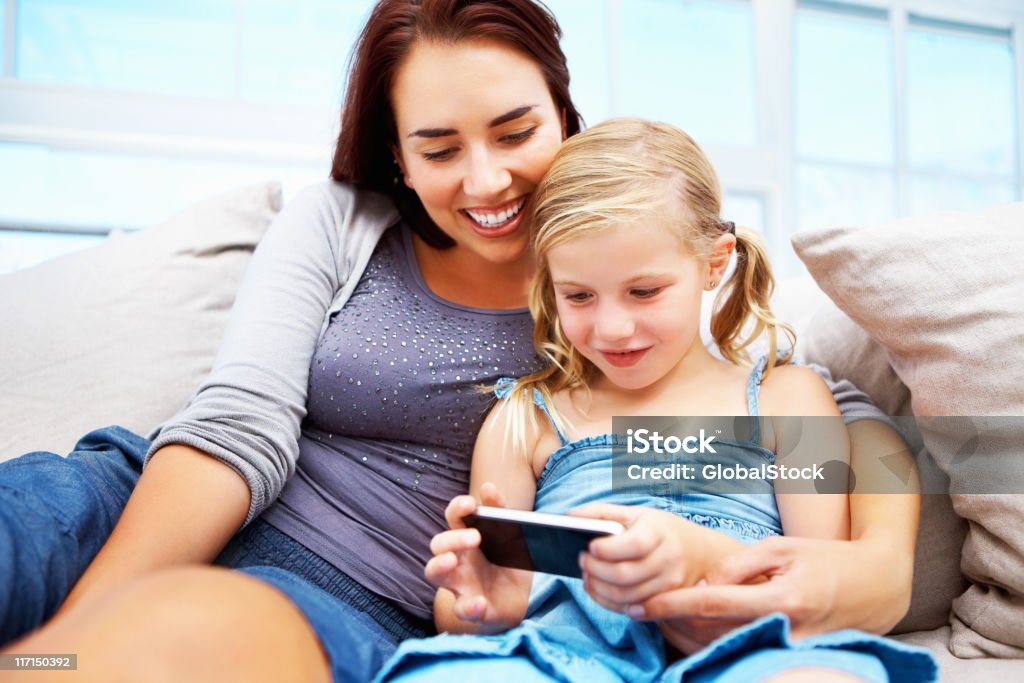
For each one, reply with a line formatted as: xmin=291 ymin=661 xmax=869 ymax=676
xmin=464 ymin=514 xmax=612 ymax=578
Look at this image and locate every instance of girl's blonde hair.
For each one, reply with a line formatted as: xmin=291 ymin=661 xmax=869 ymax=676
xmin=501 ymin=118 xmax=794 ymax=454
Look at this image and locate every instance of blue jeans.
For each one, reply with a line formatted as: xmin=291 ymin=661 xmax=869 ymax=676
xmin=0 ymin=426 xmax=429 ymax=682
xmin=0 ymin=426 xmax=146 ymax=643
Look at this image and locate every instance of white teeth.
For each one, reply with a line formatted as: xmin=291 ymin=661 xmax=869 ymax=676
xmin=465 ymin=197 xmax=526 ymax=227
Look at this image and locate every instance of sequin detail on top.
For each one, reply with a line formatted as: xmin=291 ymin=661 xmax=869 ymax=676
xmin=260 ymin=224 xmax=544 ymax=620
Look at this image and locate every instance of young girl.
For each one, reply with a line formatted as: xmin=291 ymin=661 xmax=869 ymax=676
xmin=375 ymin=119 xmax=937 ymax=683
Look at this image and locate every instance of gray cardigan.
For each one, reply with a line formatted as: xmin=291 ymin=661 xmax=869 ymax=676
xmin=148 ymin=182 xmax=399 ymax=525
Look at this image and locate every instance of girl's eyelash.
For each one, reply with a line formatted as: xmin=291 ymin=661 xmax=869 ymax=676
xmin=631 ymin=287 xmax=662 ymax=298
xmin=564 ymin=292 xmax=591 ymax=303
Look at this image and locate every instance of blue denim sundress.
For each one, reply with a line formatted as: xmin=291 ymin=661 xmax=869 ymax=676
xmin=376 ymin=360 xmax=938 ymax=683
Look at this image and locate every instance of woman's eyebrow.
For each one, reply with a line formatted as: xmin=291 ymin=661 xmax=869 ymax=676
xmin=489 ymin=105 xmax=535 ymax=127
xmin=407 ymin=105 xmax=537 ymax=139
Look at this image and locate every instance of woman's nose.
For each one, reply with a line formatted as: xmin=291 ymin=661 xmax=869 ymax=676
xmin=462 ymin=148 xmax=512 ymax=199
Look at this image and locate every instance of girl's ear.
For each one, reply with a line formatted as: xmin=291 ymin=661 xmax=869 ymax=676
xmin=561 ymin=109 xmax=568 ymax=141
xmin=706 ymin=233 xmax=736 ymax=289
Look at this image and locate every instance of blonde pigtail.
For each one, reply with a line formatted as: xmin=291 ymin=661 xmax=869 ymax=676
xmin=711 ymin=226 xmax=795 ymax=378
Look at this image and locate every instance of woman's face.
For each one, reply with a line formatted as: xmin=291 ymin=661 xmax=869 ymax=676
xmin=391 ymin=38 xmax=564 ymax=267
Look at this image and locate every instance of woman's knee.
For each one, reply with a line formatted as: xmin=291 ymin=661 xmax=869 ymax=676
xmin=22 ymin=566 xmax=330 ymax=683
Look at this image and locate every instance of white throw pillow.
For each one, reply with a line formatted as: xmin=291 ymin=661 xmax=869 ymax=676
xmin=0 ymin=182 xmax=281 ymax=461
xmin=792 ymin=202 xmax=1024 ymax=657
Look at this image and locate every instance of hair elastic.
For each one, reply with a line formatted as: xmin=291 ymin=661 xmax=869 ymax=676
xmin=722 ymin=221 xmax=736 ymax=235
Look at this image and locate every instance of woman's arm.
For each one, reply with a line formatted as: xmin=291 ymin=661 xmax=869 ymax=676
xmin=58 ymin=185 xmax=395 ymax=616
xmin=56 ymin=445 xmax=250 ymax=616
xmin=147 ymin=184 xmax=393 ymax=526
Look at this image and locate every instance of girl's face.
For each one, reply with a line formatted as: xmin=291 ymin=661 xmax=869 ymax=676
xmin=391 ymin=38 xmax=565 ymax=267
xmin=547 ymin=222 xmax=708 ymax=392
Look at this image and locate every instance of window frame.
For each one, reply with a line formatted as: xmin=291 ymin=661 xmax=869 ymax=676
xmin=0 ymin=0 xmax=1021 ymax=274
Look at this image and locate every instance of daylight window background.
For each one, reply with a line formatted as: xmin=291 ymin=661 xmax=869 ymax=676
xmin=0 ymin=0 xmax=1021 ymax=274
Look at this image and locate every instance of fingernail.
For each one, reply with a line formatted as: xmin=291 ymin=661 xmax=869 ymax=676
xmin=626 ymin=604 xmax=645 ymax=618
xmin=578 ymin=552 xmax=586 ymax=569
xmin=697 ymin=578 xmax=708 ymax=587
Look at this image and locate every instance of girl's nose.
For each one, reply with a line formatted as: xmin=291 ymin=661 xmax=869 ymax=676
xmin=594 ymin=306 xmax=636 ymax=342
xmin=463 ymin=148 xmax=512 ymax=199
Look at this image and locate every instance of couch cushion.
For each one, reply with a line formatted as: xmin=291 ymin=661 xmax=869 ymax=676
xmin=0 ymin=182 xmax=281 ymax=461
xmin=893 ymin=626 xmax=1024 ymax=682
xmin=798 ymin=301 xmax=910 ymax=417
xmin=792 ymin=202 xmax=1024 ymax=656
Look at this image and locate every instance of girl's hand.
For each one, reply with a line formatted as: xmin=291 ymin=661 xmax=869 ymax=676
xmin=570 ymin=503 xmax=710 ymax=612
xmin=425 ymin=483 xmax=531 ymax=633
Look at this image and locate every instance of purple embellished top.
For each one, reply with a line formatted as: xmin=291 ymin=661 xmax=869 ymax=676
xmin=260 ymin=225 xmax=544 ymax=619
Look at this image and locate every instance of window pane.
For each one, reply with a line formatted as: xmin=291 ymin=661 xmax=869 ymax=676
xmin=795 ymin=6 xmax=893 ymax=163
xmin=0 ymin=142 xmax=322 ymax=231
xmin=545 ymin=0 xmax=610 ymax=125
xmin=722 ymin=192 xmax=764 ymax=235
xmin=17 ymin=0 xmax=235 ymax=97
xmin=1 ymin=4 xmax=6 ymax=73
xmin=616 ymin=0 xmax=756 ymax=145
xmin=797 ymin=163 xmax=894 ymax=231
xmin=0 ymin=231 xmax=105 ymax=274
xmin=908 ymin=176 xmax=1015 ymax=215
xmin=240 ymin=1 xmax=375 ymax=108
xmin=907 ymin=20 xmax=1015 ymax=175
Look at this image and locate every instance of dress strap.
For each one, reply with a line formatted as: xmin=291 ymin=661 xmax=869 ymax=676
xmin=745 ymin=356 xmax=769 ymax=445
xmin=746 ymin=356 xmax=768 ymax=417
xmin=494 ymin=377 xmax=570 ymax=446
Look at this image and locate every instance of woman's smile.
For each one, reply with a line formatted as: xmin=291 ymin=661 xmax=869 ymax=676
xmin=460 ymin=195 xmax=530 ymax=238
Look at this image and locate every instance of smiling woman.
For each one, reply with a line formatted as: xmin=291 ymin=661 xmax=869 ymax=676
xmin=0 ymin=2 xmax=582 ymax=682
xmin=389 ymin=39 xmax=565 ymax=307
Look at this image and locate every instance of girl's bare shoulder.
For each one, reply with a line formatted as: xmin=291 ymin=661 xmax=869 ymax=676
xmin=759 ymin=363 xmax=839 ymax=417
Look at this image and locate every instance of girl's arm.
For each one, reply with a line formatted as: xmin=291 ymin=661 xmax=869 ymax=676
xmin=575 ymin=365 xmax=850 ymax=610
xmin=572 ymin=503 xmax=748 ymax=612
xmin=766 ymin=364 xmax=851 ymax=541
xmin=631 ymin=417 xmax=920 ymax=643
xmin=429 ymin=403 xmax=540 ymax=634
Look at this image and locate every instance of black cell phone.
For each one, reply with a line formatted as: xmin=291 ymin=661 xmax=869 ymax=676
xmin=463 ymin=506 xmax=625 ymax=578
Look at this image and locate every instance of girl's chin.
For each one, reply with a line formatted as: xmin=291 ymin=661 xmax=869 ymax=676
xmin=593 ymin=364 xmax=664 ymax=391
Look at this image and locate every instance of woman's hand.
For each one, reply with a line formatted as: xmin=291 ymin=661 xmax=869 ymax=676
xmin=570 ymin=503 xmax=717 ymax=613
xmin=427 ymin=483 xmax=531 ymax=634
xmin=631 ymin=534 xmax=912 ymax=648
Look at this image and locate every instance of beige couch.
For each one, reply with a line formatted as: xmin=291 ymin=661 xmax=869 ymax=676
xmin=1 ymin=182 xmax=1022 ymax=680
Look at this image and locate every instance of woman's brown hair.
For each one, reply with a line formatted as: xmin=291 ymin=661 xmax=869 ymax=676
xmin=331 ymin=0 xmax=584 ymax=247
